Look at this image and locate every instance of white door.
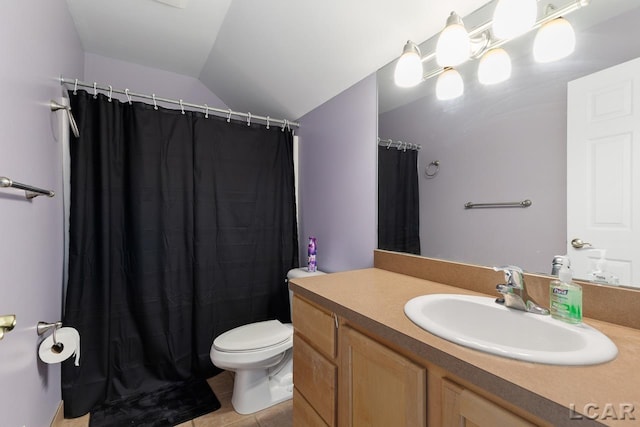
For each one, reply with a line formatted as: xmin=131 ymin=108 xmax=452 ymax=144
xmin=567 ymin=57 xmax=640 ymax=287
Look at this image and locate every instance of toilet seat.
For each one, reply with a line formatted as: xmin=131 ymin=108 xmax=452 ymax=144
xmin=213 ymin=320 xmax=292 ymax=352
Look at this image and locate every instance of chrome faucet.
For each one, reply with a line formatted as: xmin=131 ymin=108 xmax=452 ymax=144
xmin=493 ymin=266 xmax=549 ymax=315
xmin=550 ymin=255 xmax=564 ymax=276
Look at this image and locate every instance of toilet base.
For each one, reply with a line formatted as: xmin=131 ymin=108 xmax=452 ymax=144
xmin=230 ymin=350 xmax=293 ymax=415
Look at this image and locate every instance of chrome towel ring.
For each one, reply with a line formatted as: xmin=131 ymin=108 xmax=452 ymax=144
xmin=425 ymin=160 xmax=440 ymax=178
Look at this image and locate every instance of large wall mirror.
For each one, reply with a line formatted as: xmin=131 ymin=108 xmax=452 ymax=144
xmin=377 ymin=0 xmax=640 ymax=287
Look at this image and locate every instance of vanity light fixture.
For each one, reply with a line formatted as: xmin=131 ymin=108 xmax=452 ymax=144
xmin=436 ymin=12 xmax=471 ymax=67
xmin=533 ymin=16 xmax=576 ymax=63
xmin=436 ymin=67 xmax=464 ymax=100
xmin=478 ymin=48 xmax=512 ymax=85
xmin=492 ymin=0 xmax=538 ymax=39
xmin=394 ymin=40 xmax=424 ymax=88
xmin=393 ymin=0 xmax=589 ymax=99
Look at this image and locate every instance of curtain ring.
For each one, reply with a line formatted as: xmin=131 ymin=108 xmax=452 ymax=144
xmin=425 ymin=160 xmax=440 ymax=178
xmin=204 ymin=104 xmax=209 ymax=118
xmin=93 ymin=82 xmax=98 ymax=99
xmin=247 ymin=112 xmax=251 ymax=126
xmin=107 ymin=85 xmax=113 ymax=102
xmin=386 ymin=139 xmax=393 ymax=149
xmin=266 ymin=116 xmax=270 ymax=129
xmin=227 ymin=109 xmax=232 ymax=123
xmin=125 ymin=89 xmax=132 ymax=105
xmin=282 ymin=119 xmax=288 ymax=132
xmin=180 ymin=99 xmax=185 ymax=115
xmin=152 ymin=94 xmax=158 ymax=110
xmin=73 ymin=79 xmax=78 ymax=95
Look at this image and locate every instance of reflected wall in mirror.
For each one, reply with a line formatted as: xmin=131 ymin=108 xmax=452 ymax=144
xmin=377 ymin=0 xmax=640 ymax=287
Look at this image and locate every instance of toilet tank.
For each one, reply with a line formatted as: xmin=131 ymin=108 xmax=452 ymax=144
xmin=286 ymin=268 xmax=326 ymax=319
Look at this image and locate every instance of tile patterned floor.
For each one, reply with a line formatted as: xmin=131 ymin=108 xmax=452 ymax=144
xmin=51 ymin=371 xmax=293 ymax=427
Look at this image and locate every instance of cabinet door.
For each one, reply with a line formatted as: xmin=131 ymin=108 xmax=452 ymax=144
xmin=442 ymin=379 xmax=536 ymax=427
xmin=340 ymin=326 xmax=426 ymax=427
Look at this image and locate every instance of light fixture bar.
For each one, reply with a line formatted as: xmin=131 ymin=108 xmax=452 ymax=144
xmin=419 ymin=0 xmax=589 ymax=81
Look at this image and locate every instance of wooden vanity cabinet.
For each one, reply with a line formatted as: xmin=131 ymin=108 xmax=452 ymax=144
xmin=292 ymin=294 xmax=544 ymax=427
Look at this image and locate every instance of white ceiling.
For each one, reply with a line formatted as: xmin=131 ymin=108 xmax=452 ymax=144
xmin=65 ymin=0 xmax=492 ymax=121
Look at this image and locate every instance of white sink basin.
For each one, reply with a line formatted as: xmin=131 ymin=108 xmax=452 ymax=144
xmin=404 ymin=294 xmax=618 ymax=365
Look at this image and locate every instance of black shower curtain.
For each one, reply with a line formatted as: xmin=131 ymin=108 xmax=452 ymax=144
xmin=62 ymin=90 xmax=298 ymax=417
xmin=377 ymin=146 xmax=420 ymax=254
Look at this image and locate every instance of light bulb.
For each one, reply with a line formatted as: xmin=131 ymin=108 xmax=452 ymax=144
xmin=534 ymin=17 xmax=576 ymax=63
xmin=436 ymin=12 xmax=470 ymax=67
xmin=436 ymin=68 xmax=464 ymax=100
xmin=394 ymin=41 xmax=423 ymax=88
xmin=492 ymin=0 xmax=537 ymax=39
xmin=478 ymin=48 xmax=512 ymax=85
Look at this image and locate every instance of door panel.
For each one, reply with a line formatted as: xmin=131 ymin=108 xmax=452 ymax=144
xmin=567 ymin=56 xmax=640 ymax=286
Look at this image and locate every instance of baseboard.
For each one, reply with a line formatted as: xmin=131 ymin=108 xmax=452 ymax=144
xmin=50 ymin=401 xmax=63 ymax=427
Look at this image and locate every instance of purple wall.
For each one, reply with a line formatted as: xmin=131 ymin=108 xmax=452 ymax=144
xmin=84 ymin=53 xmax=228 ymax=110
xmin=379 ymin=9 xmax=640 ymax=275
xmin=0 ymin=1 xmax=84 ymax=426
xmin=0 ymin=13 xmax=228 ymax=427
xmin=297 ymin=74 xmax=378 ymax=272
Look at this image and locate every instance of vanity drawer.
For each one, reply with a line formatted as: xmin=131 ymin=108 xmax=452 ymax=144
xmin=293 ymin=333 xmax=337 ymax=426
xmin=293 ymin=388 xmax=330 ymax=427
xmin=292 ymin=294 xmax=336 ymax=359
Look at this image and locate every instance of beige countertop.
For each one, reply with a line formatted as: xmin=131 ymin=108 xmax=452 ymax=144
xmin=289 ymin=267 xmax=640 ymax=427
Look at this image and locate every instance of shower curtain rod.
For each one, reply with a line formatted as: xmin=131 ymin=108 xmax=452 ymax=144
xmin=378 ymin=137 xmax=421 ymax=151
xmin=59 ymin=77 xmax=300 ymax=129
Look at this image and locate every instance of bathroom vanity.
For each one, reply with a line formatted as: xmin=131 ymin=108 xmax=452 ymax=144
xmin=289 ymin=250 xmax=640 ymax=427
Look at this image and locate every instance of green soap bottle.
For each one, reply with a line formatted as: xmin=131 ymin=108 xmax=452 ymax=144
xmin=549 ymin=257 xmax=582 ymax=324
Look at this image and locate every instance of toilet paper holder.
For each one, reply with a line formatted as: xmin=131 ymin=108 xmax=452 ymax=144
xmin=37 ymin=321 xmax=62 ymax=336
xmin=37 ymin=321 xmax=63 ymax=349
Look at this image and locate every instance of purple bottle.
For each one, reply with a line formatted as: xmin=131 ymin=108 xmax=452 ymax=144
xmin=308 ymin=237 xmax=317 ymax=272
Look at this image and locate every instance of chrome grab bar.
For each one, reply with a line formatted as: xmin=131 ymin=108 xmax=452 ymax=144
xmin=465 ymin=199 xmax=532 ymax=209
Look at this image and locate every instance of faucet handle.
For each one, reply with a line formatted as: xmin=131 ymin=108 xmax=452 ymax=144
xmin=493 ymin=265 xmax=524 ymax=289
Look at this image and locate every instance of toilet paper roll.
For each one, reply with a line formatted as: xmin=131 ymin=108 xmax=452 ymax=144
xmin=38 ymin=327 xmax=80 ymax=366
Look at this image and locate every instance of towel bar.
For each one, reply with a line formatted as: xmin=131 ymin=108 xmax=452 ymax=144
xmin=465 ymin=199 xmax=532 ymax=209
xmin=0 ymin=176 xmax=55 ymax=199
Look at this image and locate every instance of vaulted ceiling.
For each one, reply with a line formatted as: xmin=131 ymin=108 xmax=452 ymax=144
xmin=65 ymin=0 xmax=492 ymax=121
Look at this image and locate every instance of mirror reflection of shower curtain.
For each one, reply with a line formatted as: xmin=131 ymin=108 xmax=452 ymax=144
xmin=377 ymin=146 xmax=420 ymax=254
xmin=61 ymin=90 xmax=299 ymax=418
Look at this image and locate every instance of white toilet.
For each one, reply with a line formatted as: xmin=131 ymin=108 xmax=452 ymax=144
xmin=210 ymin=267 xmax=326 ymax=414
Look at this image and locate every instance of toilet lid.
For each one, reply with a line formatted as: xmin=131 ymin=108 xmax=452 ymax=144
xmin=213 ymin=320 xmax=292 ymax=352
